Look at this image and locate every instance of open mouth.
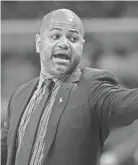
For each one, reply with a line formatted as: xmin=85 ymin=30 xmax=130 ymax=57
xmin=53 ymin=53 xmax=70 ymax=60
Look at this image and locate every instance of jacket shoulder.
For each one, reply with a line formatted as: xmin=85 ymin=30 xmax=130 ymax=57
xmin=10 ymin=77 xmax=39 ymax=103
xmin=16 ymin=77 xmax=39 ymax=92
xmin=81 ymin=67 xmax=119 ymax=85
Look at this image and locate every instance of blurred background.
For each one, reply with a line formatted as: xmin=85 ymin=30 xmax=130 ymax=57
xmin=1 ymin=1 xmax=138 ymax=165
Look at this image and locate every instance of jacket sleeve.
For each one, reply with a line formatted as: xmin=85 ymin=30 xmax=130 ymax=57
xmin=1 ymin=93 xmax=14 ymax=165
xmin=89 ymin=70 xmax=138 ymax=129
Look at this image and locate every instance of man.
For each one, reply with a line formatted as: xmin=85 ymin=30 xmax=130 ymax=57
xmin=1 ymin=8 xmax=138 ymax=165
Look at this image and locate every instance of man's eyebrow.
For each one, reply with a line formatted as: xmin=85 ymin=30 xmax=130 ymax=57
xmin=69 ymin=29 xmax=79 ymax=34
xmin=50 ymin=27 xmax=62 ymax=31
xmin=50 ymin=28 xmax=79 ymax=34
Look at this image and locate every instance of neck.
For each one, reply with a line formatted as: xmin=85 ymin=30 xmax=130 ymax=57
xmin=40 ymin=71 xmax=68 ymax=82
xmin=41 ymin=72 xmax=54 ymax=80
xmin=40 ymin=67 xmax=55 ymax=79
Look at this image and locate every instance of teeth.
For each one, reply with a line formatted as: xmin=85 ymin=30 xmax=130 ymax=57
xmin=53 ymin=54 xmax=69 ymax=60
xmin=53 ymin=57 xmax=70 ymax=63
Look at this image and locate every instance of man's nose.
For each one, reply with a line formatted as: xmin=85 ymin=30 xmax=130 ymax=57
xmin=58 ymin=37 xmax=69 ymax=50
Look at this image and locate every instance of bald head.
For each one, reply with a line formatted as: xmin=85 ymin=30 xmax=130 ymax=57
xmin=39 ymin=8 xmax=84 ymax=37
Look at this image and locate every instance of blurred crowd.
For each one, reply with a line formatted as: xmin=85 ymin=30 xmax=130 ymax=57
xmin=1 ymin=1 xmax=138 ymax=165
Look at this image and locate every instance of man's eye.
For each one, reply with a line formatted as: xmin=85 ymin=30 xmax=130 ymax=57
xmin=51 ymin=34 xmax=60 ymax=40
xmin=70 ymin=37 xmax=78 ymax=42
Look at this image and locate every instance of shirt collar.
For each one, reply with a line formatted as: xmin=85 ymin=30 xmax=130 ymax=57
xmin=66 ymin=67 xmax=81 ymax=83
xmin=38 ymin=67 xmax=82 ymax=89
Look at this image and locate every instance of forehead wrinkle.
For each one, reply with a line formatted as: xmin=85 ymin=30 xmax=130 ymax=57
xmin=50 ymin=22 xmax=80 ymax=33
xmin=50 ymin=26 xmax=79 ymax=37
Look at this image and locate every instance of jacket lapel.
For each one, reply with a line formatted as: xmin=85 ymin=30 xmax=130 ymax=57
xmin=42 ymin=82 xmax=74 ymax=160
xmin=42 ymin=67 xmax=82 ymax=161
xmin=7 ymin=77 xmax=39 ymax=165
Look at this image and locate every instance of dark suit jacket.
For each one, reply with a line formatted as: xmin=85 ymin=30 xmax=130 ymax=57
xmin=1 ymin=67 xmax=138 ymax=165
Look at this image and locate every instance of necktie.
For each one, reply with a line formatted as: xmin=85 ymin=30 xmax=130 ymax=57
xmin=15 ymin=79 xmax=54 ymax=165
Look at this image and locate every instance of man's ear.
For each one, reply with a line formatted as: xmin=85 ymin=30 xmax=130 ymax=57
xmin=82 ymin=39 xmax=85 ymax=47
xmin=35 ymin=33 xmax=41 ymax=53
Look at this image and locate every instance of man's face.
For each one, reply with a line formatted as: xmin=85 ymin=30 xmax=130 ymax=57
xmin=35 ymin=11 xmax=85 ymax=78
